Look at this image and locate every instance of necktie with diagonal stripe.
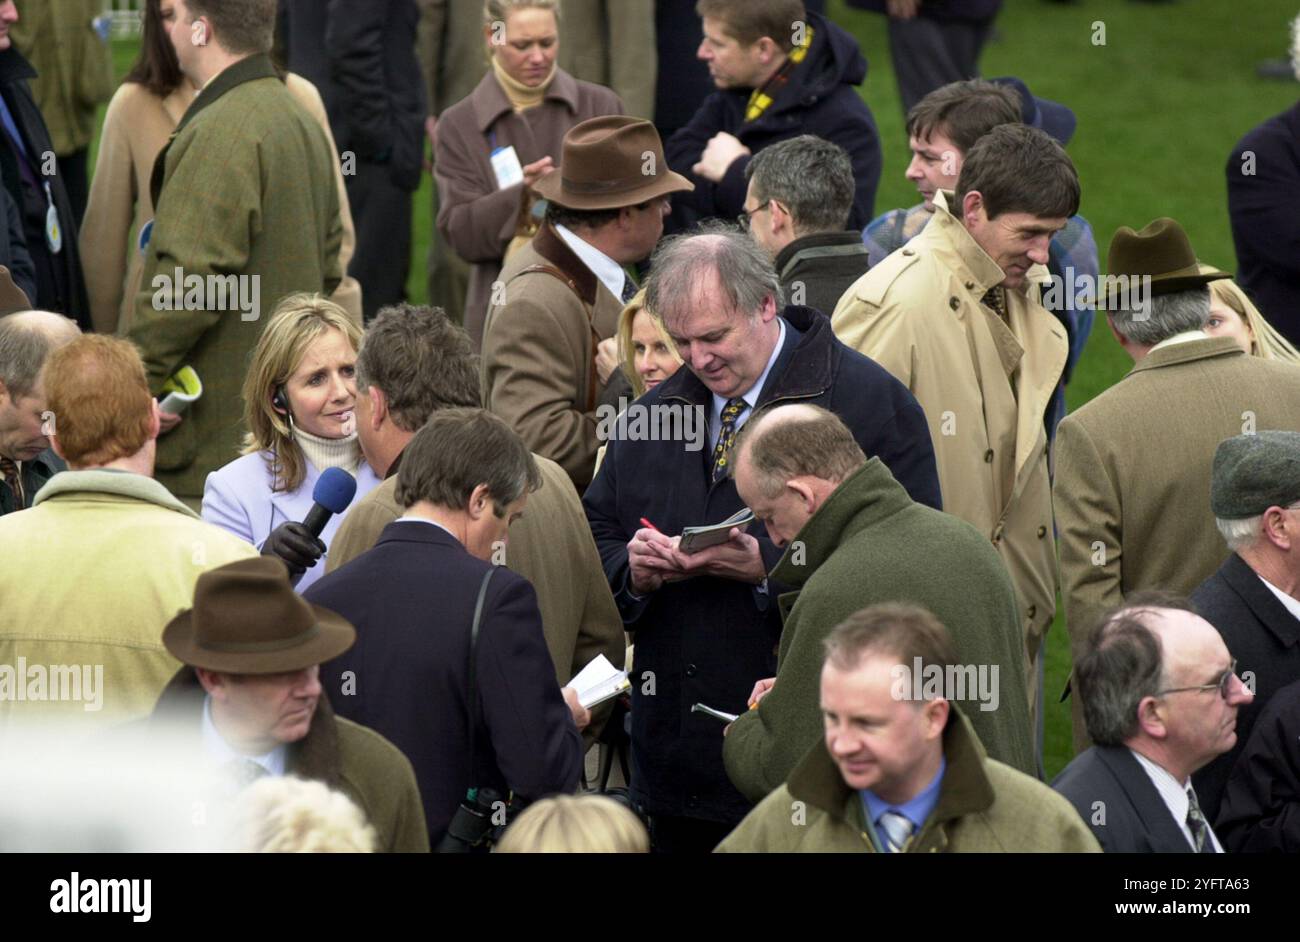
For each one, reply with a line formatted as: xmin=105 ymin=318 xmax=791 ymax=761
xmin=1186 ymin=786 xmax=1215 ymax=853
xmin=710 ymin=398 xmax=746 ymax=483
xmin=878 ymin=810 xmax=914 ymax=853
xmin=0 ymin=456 xmax=23 ymax=509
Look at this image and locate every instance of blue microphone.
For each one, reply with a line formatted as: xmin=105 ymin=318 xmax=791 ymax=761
xmin=301 ymin=467 xmax=357 ymax=539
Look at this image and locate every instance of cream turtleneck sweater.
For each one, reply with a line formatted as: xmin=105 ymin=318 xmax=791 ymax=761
xmin=491 ymin=56 xmax=556 ymax=112
xmin=293 ymin=426 xmax=361 ymax=477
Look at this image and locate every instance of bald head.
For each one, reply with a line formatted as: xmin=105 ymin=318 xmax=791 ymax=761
xmin=734 ymin=404 xmax=866 ymax=498
xmin=0 ymin=311 xmax=81 ymax=462
xmin=731 ymin=404 xmax=867 ymax=548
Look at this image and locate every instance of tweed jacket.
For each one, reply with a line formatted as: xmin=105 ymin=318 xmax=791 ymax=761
xmin=832 ymin=192 xmax=1067 ymax=704
xmin=557 ymin=0 xmax=656 ymax=121
xmin=10 ymin=0 xmax=114 ymax=156
xmin=434 ymin=67 xmax=622 ymax=348
xmin=481 ymin=220 xmax=624 ymax=490
xmin=718 ymin=709 xmax=1100 ymax=853
xmin=723 ymin=459 xmax=1034 ymax=804
xmin=83 ymin=75 xmax=361 ymax=335
xmin=149 ymin=668 xmax=430 ymax=853
xmin=325 ymin=449 xmax=625 ymax=744
xmin=1054 ymin=335 xmax=1300 ymax=749
xmin=0 ymin=470 xmax=258 ymax=730
xmin=127 ymin=55 xmax=343 ymax=500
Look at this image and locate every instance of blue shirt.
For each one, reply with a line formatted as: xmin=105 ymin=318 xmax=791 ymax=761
xmin=861 ymin=756 xmax=946 ymax=846
xmin=200 ymin=695 xmax=287 ymax=778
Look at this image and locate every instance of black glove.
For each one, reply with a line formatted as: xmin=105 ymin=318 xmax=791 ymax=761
xmin=261 ymin=522 xmax=327 ymax=579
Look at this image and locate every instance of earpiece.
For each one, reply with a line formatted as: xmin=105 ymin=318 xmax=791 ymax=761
xmin=271 ymin=386 xmax=289 ymax=415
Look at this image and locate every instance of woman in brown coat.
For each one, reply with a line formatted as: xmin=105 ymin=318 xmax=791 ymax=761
xmin=434 ymin=0 xmax=623 ymax=350
xmin=79 ymin=0 xmax=362 ymax=334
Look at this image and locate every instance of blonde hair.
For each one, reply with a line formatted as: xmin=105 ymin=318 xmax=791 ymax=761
xmin=1200 ymin=264 xmax=1300 ymax=363
xmin=483 ymin=0 xmax=561 ymax=25
xmin=617 ymin=288 xmax=683 ymax=398
xmin=493 ymin=795 xmax=649 ymax=853
xmin=241 ymin=294 xmax=362 ymax=493
xmin=228 ymin=777 xmax=377 ymax=853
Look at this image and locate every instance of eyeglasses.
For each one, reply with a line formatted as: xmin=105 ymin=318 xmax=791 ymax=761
xmin=737 ymin=200 xmax=774 ymax=229
xmin=1154 ymin=659 xmax=1238 ymax=700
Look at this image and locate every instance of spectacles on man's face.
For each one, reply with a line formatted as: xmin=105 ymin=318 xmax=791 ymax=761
xmin=1155 ymin=659 xmax=1238 ymax=700
xmin=737 ymin=200 xmax=773 ymax=230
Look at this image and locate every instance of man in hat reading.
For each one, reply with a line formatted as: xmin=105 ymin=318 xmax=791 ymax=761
xmin=1054 ymin=218 xmax=1300 ymax=751
xmin=1190 ymin=431 xmax=1300 ymax=822
xmin=153 ymin=556 xmax=429 ymax=852
xmin=481 ymin=114 xmax=693 ymax=490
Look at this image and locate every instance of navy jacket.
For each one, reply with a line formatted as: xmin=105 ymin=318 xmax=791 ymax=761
xmin=1053 ymin=745 xmax=1198 ymax=853
xmin=583 ymin=306 xmax=940 ymax=823
xmin=306 ymin=521 xmax=583 ymax=847
xmin=1191 ymin=552 xmax=1300 ymax=824
xmin=278 ymin=0 xmax=426 ymax=191
xmin=1218 ymin=677 xmax=1300 ymax=852
xmin=845 ymin=0 xmax=1002 ymax=21
xmin=664 ymin=11 xmax=881 ymax=233
xmin=0 ymin=49 xmax=89 ymax=326
xmin=1227 ymin=102 xmax=1300 ymax=346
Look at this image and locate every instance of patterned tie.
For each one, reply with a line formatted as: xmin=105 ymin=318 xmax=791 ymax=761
xmin=981 ymin=286 xmax=1007 ymax=322
xmin=1186 ymin=786 xmax=1215 ymax=853
xmin=710 ymin=398 xmax=747 ymax=483
xmin=620 ymin=274 xmax=638 ymax=305
xmin=878 ymin=810 xmax=915 ymax=853
xmin=0 ymin=456 xmax=23 ymax=509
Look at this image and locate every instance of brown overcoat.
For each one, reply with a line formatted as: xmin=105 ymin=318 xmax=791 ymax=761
xmin=1054 ymin=335 xmax=1300 ymax=749
xmin=481 ymin=220 xmax=623 ymax=489
xmin=434 ymin=68 xmax=621 ymax=348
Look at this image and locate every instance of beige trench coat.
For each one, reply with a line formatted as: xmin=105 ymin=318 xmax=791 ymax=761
xmin=831 ymin=193 xmax=1067 ymax=716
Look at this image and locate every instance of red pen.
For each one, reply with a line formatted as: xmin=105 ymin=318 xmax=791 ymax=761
xmin=639 ymin=517 xmax=661 ymax=532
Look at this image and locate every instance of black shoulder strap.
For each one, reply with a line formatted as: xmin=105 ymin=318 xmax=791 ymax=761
xmin=465 ymin=566 xmax=496 ymax=786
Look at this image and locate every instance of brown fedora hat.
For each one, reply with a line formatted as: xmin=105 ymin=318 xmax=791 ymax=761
xmin=1098 ymin=217 xmax=1230 ymax=309
xmin=0 ymin=265 xmax=32 ymax=315
xmin=534 ymin=115 xmax=694 ymax=211
xmin=162 ymin=557 xmax=355 ymax=674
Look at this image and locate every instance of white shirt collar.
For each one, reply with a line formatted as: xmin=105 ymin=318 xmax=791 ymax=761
xmin=1150 ymin=329 xmax=1211 ymax=352
xmin=554 ymin=224 xmax=629 ymax=301
xmin=1129 ymin=748 xmax=1223 ymax=852
xmin=200 ymin=695 xmax=287 ymax=777
xmin=1256 ymin=571 xmax=1300 ymax=622
xmin=395 ymin=515 xmax=460 ymax=542
xmin=710 ymin=317 xmax=787 ymax=441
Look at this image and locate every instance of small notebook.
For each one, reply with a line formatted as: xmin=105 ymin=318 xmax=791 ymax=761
xmin=678 ymin=507 xmax=756 ymax=555
xmin=569 ymin=654 xmax=631 ymax=710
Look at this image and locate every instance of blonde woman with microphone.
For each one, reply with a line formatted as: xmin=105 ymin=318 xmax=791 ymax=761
xmin=202 ymin=295 xmax=380 ymax=592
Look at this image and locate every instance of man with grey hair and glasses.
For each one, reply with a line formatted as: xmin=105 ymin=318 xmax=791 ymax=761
xmin=1053 ymin=593 xmax=1253 ymax=853
xmin=1054 ymin=218 xmax=1300 ymax=751
xmin=740 ymin=134 xmax=870 ymax=317
xmin=1189 ymin=431 xmax=1300 ymax=823
xmin=584 ymin=226 xmax=938 ymax=852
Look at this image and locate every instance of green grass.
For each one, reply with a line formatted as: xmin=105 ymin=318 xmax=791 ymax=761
xmin=831 ymin=0 xmax=1300 ymax=778
xmin=96 ymin=2 xmax=1300 ymax=779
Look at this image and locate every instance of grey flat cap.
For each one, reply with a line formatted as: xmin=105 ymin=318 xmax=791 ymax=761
xmin=1211 ymin=431 xmax=1300 ymax=519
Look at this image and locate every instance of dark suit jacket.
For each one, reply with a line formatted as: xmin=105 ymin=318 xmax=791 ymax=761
xmin=1192 ymin=552 xmax=1300 ymax=823
xmin=1053 ymin=745 xmax=1197 ymax=853
xmin=1227 ymin=102 xmax=1300 ymax=346
xmin=0 ymin=47 xmax=88 ymax=325
xmin=278 ymin=0 xmax=425 ymax=191
xmin=306 ymin=521 xmax=583 ymax=847
xmin=1218 ymin=677 xmax=1300 ymax=852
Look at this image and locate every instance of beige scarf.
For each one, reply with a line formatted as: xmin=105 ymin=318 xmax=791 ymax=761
xmin=492 ymin=56 xmax=555 ymax=112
